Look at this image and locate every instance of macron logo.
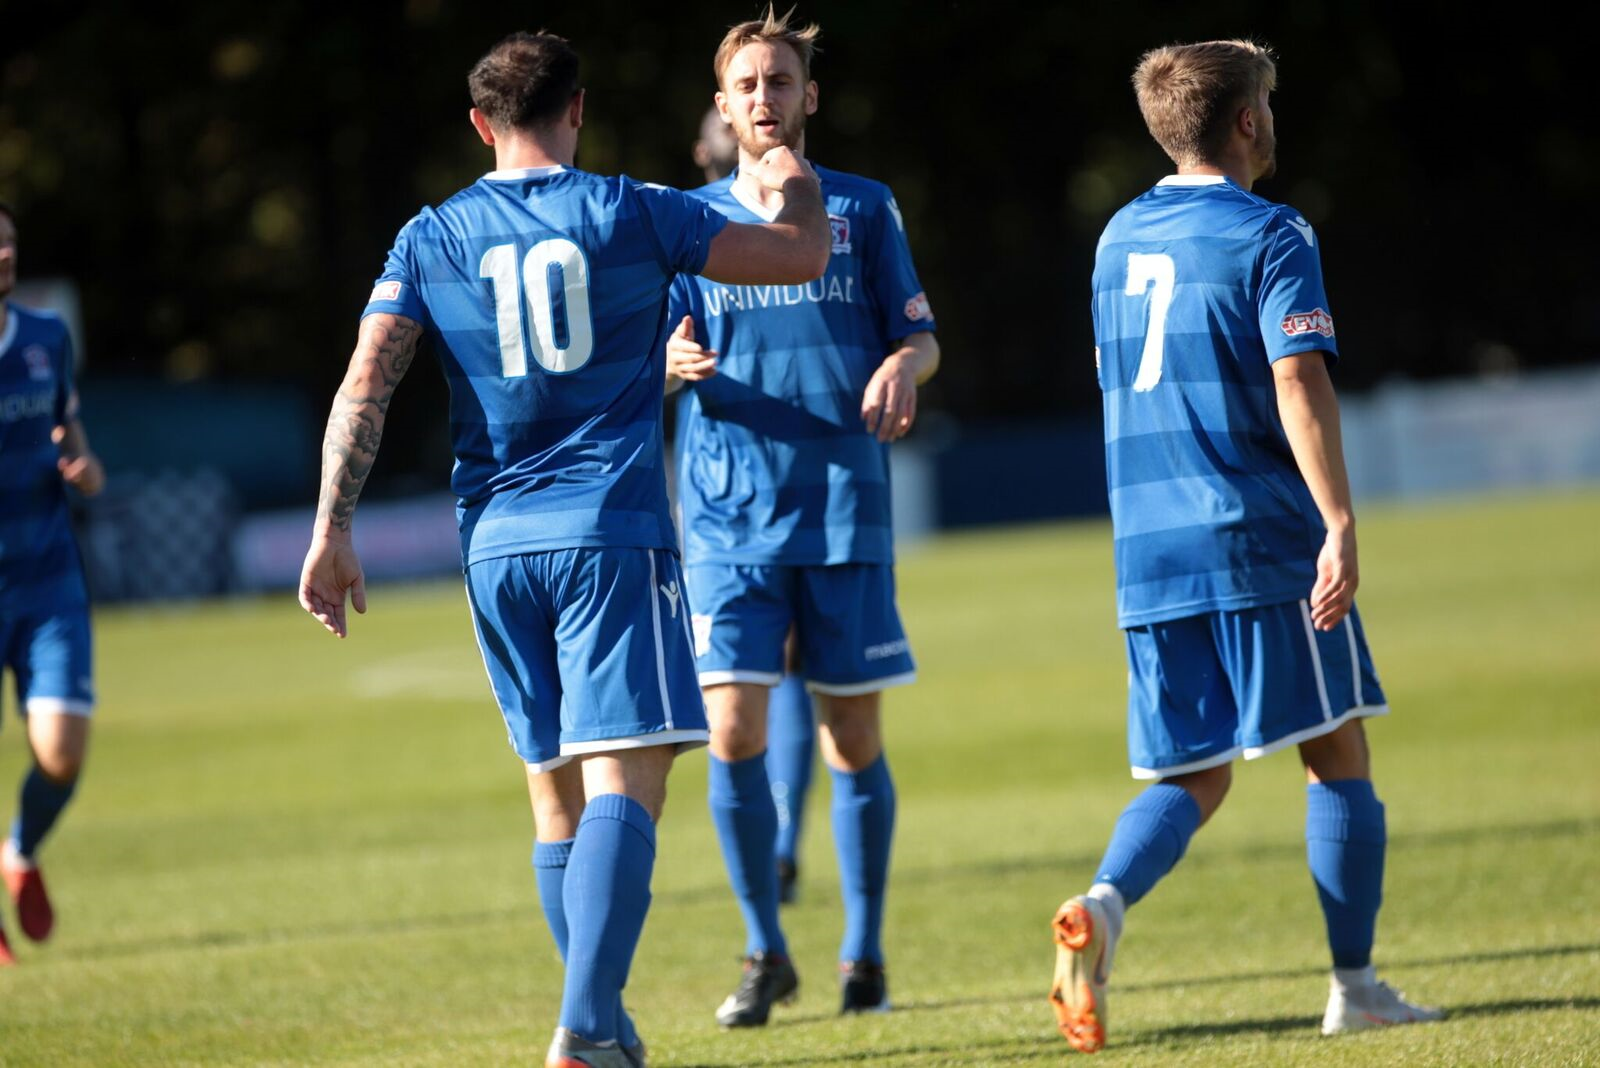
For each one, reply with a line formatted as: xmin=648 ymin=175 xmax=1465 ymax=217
xmin=1281 ymin=308 xmax=1336 ymax=338
xmin=659 ymin=580 xmax=681 ymax=619
xmin=1288 ymin=216 xmax=1316 ymax=247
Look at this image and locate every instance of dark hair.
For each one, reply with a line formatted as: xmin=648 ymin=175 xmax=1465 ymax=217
xmin=468 ymin=31 xmax=581 ymax=132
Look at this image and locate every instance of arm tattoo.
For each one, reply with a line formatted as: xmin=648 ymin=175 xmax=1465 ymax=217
xmin=315 ymin=315 xmax=422 ymax=535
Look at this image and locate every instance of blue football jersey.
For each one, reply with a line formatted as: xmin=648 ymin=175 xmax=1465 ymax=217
xmin=0 ymin=304 xmax=87 ymax=612
xmin=670 ymin=165 xmax=935 ymax=566
xmin=1092 ymin=175 xmax=1339 ymax=627
xmin=362 ymin=166 xmax=728 ymax=564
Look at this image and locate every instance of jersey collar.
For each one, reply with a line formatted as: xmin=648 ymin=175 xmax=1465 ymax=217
xmin=483 ymin=165 xmax=567 ymax=181
xmin=1157 ymin=174 xmax=1228 ymax=186
xmin=729 ymin=175 xmax=779 ymax=222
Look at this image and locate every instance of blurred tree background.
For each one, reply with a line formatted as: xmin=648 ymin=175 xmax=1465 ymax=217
xmin=2 ymin=0 xmax=1594 ymax=495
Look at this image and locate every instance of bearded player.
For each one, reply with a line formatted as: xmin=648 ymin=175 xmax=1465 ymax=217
xmin=665 ymin=7 xmax=940 ymax=1026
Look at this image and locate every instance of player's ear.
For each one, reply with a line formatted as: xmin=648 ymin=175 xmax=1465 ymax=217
xmin=569 ymin=89 xmax=585 ymax=130
xmin=714 ymin=91 xmax=732 ymax=125
xmin=1237 ymin=99 xmax=1257 ymax=139
xmin=469 ymin=107 xmax=496 ymax=147
xmin=804 ymin=80 xmax=818 ymax=117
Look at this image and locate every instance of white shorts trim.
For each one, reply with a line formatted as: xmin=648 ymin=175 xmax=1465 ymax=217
xmin=527 ymin=728 xmax=712 ymax=773
xmin=805 ymin=671 xmax=917 ymax=698
xmin=1298 ymin=600 xmax=1334 ymax=720
xmin=1130 ymin=703 xmax=1390 ymax=779
xmin=698 ymin=669 xmax=783 ymax=688
xmin=646 ymin=552 xmax=675 ymax=730
xmin=1131 ymin=745 xmax=1242 ymax=781
xmin=1240 ymin=703 xmax=1390 ymax=760
xmin=24 ymin=697 xmax=94 ymax=718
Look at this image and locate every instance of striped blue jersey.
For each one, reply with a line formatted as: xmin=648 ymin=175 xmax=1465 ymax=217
xmin=1093 ymin=175 xmax=1339 ymax=627
xmin=0 ymin=304 xmax=87 ymax=612
xmin=669 ymin=165 xmax=935 ymax=565
xmin=363 ymin=166 xmax=728 ymax=565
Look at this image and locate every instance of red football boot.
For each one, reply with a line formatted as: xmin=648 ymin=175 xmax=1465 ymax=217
xmin=2 ymin=843 xmax=54 ymax=942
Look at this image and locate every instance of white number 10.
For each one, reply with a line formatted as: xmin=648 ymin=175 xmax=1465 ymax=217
xmin=1125 ymin=252 xmax=1175 ymax=392
xmin=479 ymin=238 xmax=595 ymax=377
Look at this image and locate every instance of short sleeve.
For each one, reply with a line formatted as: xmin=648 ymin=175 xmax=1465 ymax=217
xmin=632 ymin=183 xmax=730 ymax=277
xmin=361 ymin=213 xmax=431 ymax=325
xmin=54 ymin=322 xmax=77 ymax=425
xmin=865 ymin=187 xmax=936 ymax=342
xmin=1258 ymin=211 xmax=1339 ymax=363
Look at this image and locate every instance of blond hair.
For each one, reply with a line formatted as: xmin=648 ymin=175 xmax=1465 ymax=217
xmin=1133 ymin=40 xmax=1277 ymax=166
xmin=714 ymin=5 xmax=822 ymax=87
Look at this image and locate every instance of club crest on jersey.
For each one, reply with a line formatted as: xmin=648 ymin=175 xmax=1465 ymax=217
xmin=828 ymin=214 xmax=852 ymax=254
xmin=369 ymin=281 xmax=403 ymax=303
xmin=22 ymin=346 xmax=52 ymax=382
xmin=1281 ymin=308 xmax=1335 ymax=338
xmin=903 ymin=291 xmax=933 ymax=323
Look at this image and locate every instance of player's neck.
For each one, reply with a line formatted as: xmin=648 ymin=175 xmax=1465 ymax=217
xmin=491 ymin=131 xmax=573 ymax=172
xmin=1178 ymin=159 xmax=1253 ymax=191
xmin=0 ymin=300 xmax=9 ymax=336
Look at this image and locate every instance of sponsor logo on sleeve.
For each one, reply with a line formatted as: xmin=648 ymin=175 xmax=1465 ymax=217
xmin=903 ymin=291 xmax=933 ymax=323
xmin=1288 ymin=215 xmax=1316 ymax=246
xmin=369 ymin=281 xmax=403 ymax=303
xmin=828 ymin=214 xmax=852 ymax=254
xmin=1281 ymin=308 xmax=1335 ymax=338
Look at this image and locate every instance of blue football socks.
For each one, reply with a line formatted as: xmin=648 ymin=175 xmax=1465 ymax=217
xmin=533 ymin=836 xmax=640 ymax=1050
xmin=1306 ymin=779 xmax=1386 ymax=969
xmin=830 ymin=755 xmax=896 ymax=965
xmin=532 ymin=837 xmax=574 ymax=957
xmin=765 ymin=675 xmax=816 ymax=866
xmin=708 ymin=753 xmax=788 ymax=958
xmin=1093 ymin=782 xmax=1202 ymax=906
xmin=557 ymin=794 xmax=657 ymax=1044
xmin=11 ymin=764 xmax=78 ymax=858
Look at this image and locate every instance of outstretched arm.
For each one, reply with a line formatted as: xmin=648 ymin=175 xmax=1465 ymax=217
xmin=298 ymin=313 xmax=422 ymax=637
xmin=700 ymin=147 xmax=830 ymax=285
xmin=1273 ymin=351 xmax=1357 ymax=631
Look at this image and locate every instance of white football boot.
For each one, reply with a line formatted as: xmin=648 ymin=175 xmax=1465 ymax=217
xmin=1321 ymin=968 xmax=1444 ymax=1035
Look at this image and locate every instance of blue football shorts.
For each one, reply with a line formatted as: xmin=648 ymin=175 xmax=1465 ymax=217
xmin=1123 ymin=599 xmax=1388 ymax=779
xmin=465 ymin=547 xmax=708 ymax=772
xmin=1 ymin=605 xmax=95 ymax=722
xmin=684 ymin=562 xmax=916 ymax=697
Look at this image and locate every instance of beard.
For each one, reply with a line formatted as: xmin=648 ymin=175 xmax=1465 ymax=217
xmin=732 ymin=109 xmax=805 ymax=158
xmin=1254 ymin=130 xmax=1278 ymax=181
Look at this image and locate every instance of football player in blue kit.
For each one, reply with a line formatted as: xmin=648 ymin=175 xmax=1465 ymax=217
xmin=296 ymin=32 xmax=829 ymax=1068
xmin=0 ymin=201 xmax=106 ymax=964
xmin=664 ymin=9 xmax=940 ymax=1025
xmin=1050 ymin=41 xmax=1441 ymax=1052
xmin=685 ymin=105 xmax=818 ymax=909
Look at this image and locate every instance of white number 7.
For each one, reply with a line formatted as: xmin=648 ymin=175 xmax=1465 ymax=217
xmin=1125 ymin=252 xmax=1175 ymax=392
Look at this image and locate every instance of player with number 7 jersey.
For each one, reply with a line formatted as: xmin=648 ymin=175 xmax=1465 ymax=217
xmin=298 ymin=31 xmax=829 ymax=1067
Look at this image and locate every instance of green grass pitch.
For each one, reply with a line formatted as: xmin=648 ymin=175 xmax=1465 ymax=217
xmin=1 ymin=490 xmax=1597 ymax=1065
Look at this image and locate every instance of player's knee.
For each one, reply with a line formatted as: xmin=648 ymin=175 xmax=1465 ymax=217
xmin=819 ymin=717 xmax=882 ymax=771
xmin=1165 ymin=762 xmax=1231 ymax=822
xmin=711 ymin=715 xmax=766 ymax=762
xmin=34 ymin=750 xmax=83 ymax=783
xmin=1300 ymin=720 xmax=1371 ymax=783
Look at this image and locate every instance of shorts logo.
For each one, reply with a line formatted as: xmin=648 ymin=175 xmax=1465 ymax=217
xmin=904 ymin=291 xmax=933 ymax=323
xmin=863 ymin=638 xmax=908 ymax=661
xmin=658 ymin=579 xmax=681 ymax=619
xmin=691 ymin=614 xmax=713 ymax=658
xmin=1281 ymin=308 xmax=1335 ymax=338
xmin=829 ymin=214 xmax=852 ymax=254
xmin=369 ymin=281 xmax=403 ymax=303
xmin=23 ymin=345 xmax=52 ymax=382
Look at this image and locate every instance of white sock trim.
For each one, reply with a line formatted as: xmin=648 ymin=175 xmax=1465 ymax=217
xmin=1332 ymin=964 xmax=1377 ymax=990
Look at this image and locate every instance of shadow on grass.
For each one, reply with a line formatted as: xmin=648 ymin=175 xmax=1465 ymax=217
xmin=673 ymin=998 xmax=1600 ymax=1067
xmin=43 ymin=816 xmax=1599 ymax=965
